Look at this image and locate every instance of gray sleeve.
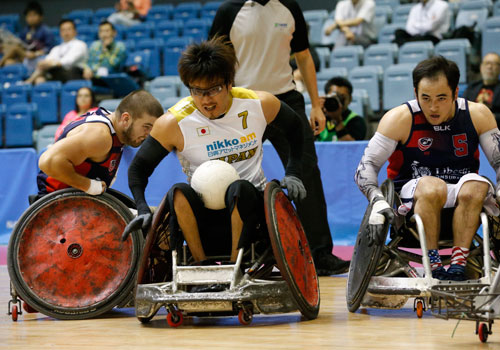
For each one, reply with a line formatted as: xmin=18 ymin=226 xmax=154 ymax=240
xmin=479 ymin=128 xmax=500 ymax=187
xmin=354 ymin=132 xmax=398 ymax=202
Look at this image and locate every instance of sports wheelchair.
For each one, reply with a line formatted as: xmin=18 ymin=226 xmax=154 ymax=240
xmin=347 ymin=179 xmax=500 ymax=342
xmin=134 ymin=181 xmax=320 ymax=326
xmin=7 ymin=189 xmax=142 ymax=321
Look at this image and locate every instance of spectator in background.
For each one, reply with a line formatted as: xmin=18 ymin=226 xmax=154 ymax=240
xmin=54 ymin=87 xmax=98 ymax=140
xmin=393 ymin=0 xmax=450 ymax=46
xmin=317 ymin=76 xmax=366 ymax=141
xmin=108 ymin=0 xmax=151 ymax=27
xmin=464 ymin=53 xmax=500 ymax=126
xmin=324 ymin=0 xmax=376 ymax=48
xmin=83 ymin=21 xmax=126 ymax=82
xmin=25 ymin=19 xmax=87 ymax=84
xmin=0 ymin=1 xmax=54 ymax=72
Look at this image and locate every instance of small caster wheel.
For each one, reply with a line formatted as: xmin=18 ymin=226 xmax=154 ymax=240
xmin=478 ymin=323 xmax=488 ymax=343
xmin=11 ymin=305 xmax=18 ymax=322
xmin=238 ymin=309 xmax=253 ymax=325
xmin=22 ymin=302 xmax=37 ymax=314
xmin=415 ymin=300 xmax=424 ymax=319
xmin=166 ymin=310 xmax=183 ymax=327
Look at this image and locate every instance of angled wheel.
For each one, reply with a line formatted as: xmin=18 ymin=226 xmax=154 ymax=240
xmin=264 ymin=181 xmax=320 ymax=320
xmin=7 ymin=189 xmax=142 ymax=320
xmin=415 ymin=300 xmax=424 ymax=318
xmin=11 ymin=305 xmax=18 ymax=322
xmin=238 ymin=309 xmax=253 ymax=325
xmin=166 ymin=310 xmax=183 ymax=327
xmin=346 ymin=179 xmax=394 ymax=312
xmin=478 ymin=323 xmax=488 ymax=343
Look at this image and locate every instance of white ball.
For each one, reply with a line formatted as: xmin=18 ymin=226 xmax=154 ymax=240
xmin=191 ymin=160 xmax=240 ymax=210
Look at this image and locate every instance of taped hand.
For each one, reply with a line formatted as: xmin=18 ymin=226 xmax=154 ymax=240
xmin=121 ymin=213 xmax=152 ymax=241
xmin=280 ymin=175 xmax=307 ymax=202
xmin=367 ymin=197 xmax=395 ymax=246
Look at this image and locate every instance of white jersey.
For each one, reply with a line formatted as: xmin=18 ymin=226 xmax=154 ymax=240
xmin=169 ymin=87 xmax=268 ymax=191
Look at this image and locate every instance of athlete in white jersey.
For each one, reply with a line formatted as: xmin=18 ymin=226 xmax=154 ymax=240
xmin=123 ymin=37 xmax=306 ymax=263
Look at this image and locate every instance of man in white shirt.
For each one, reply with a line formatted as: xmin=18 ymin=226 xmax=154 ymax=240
xmin=26 ymin=19 xmax=88 ymax=84
xmin=394 ymin=0 xmax=450 ymax=46
xmin=324 ymin=0 xmax=376 ymax=48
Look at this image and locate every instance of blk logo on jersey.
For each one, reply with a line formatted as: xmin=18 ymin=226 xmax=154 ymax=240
xmin=433 ymin=125 xmax=451 ymax=131
xmin=418 ymin=137 xmax=433 ymax=151
xmin=197 ymin=126 xmax=210 ymax=136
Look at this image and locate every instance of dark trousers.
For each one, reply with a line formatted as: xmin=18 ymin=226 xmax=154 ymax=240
xmin=267 ymin=89 xmax=333 ymax=256
xmin=393 ymin=29 xmax=440 ymax=47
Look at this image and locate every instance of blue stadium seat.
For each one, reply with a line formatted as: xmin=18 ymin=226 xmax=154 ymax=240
xmin=392 ymin=4 xmax=413 ymax=24
xmin=77 ymin=24 xmax=98 ymax=43
xmin=377 ymin=23 xmax=405 ymax=44
xmin=146 ymin=4 xmax=174 ymax=23
xmin=482 ymin=16 xmax=500 ymax=57
xmin=351 ymin=89 xmax=371 ymax=119
xmin=0 ymin=14 xmax=20 ymax=33
xmin=495 ymin=1 xmax=500 ymax=17
xmin=455 ymin=6 xmax=489 ymax=32
xmin=1 ymin=84 xmax=31 ymax=106
xmin=32 ymin=82 xmax=62 ymax=125
xmin=183 ymin=19 xmax=210 ymax=43
xmin=179 ymin=83 xmax=190 ymax=98
xmin=65 ymin=9 xmax=93 ymax=26
xmin=35 ymin=124 xmax=59 ymax=153
xmin=398 ymin=41 xmax=434 ymax=64
xmin=304 ymin=10 xmax=329 ymax=46
xmin=435 ymin=39 xmax=471 ymax=84
xmin=149 ymin=76 xmax=180 ymax=101
xmin=163 ymin=37 xmax=195 ymax=75
xmin=154 ymin=20 xmax=183 ymax=42
xmin=5 ymin=103 xmax=36 ymax=147
xmin=60 ymin=80 xmax=91 ymax=118
xmin=0 ymin=104 xmax=5 ymax=147
xmin=315 ymin=47 xmax=331 ymax=71
xmin=125 ymin=23 xmax=153 ymax=40
xmin=99 ymin=99 xmax=121 ymax=112
xmin=317 ymin=67 xmax=349 ymax=81
xmin=201 ymin=1 xmax=222 ymax=20
xmin=125 ymin=50 xmax=153 ymax=79
xmin=349 ymin=65 xmax=383 ymax=112
xmin=93 ymin=7 xmax=115 ymax=25
xmin=162 ymin=96 xmax=181 ymax=111
xmin=329 ymin=45 xmax=364 ymax=70
xmin=374 ymin=0 xmax=400 ymax=9
xmin=0 ymin=64 xmax=28 ymax=85
xmin=135 ymin=38 xmax=164 ymax=77
xmin=374 ymin=6 xmax=392 ymax=35
xmin=173 ymin=2 xmax=202 ymax=22
xmin=364 ymin=43 xmax=398 ymax=70
xmin=459 ymin=0 xmax=493 ymax=12
xmin=124 ymin=38 xmax=136 ymax=51
xmin=383 ymin=63 xmax=416 ymax=110
xmin=99 ymin=73 xmax=139 ymax=97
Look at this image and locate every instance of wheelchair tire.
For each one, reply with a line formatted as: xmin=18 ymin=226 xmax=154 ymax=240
xmin=265 ymin=181 xmax=320 ymax=320
xmin=346 ymin=179 xmax=394 ymax=313
xmin=7 ymin=189 xmax=142 ymax=320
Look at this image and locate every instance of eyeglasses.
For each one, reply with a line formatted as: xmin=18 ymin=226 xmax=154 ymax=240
xmin=189 ymin=84 xmax=224 ymax=97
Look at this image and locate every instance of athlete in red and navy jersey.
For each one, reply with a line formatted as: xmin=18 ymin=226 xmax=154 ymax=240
xmin=355 ymin=56 xmax=500 ymax=281
xmin=36 ymin=90 xmax=163 ymax=197
xmin=387 ymin=97 xmax=480 ymax=191
xmin=37 ymin=108 xmax=123 ymax=194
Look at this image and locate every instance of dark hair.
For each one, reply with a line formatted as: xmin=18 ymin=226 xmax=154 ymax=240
xmin=116 ymin=90 xmax=164 ymax=120
xmin=98 ymin=20 xmax=115 ymax=32
xmin=24 ymin=1 xmax=43 ymax=16
xmin=58 ymin=18 xmax=76 ymax=30
xmin=178 ymin=35 xmax=238 ymax=88
xmin=413 ymin=56 xmax=460 ymax=98
xmin=75 ymin=87 xmax=97 ymax=113
xmin=324 ymin=76 xmax=353 ymax=96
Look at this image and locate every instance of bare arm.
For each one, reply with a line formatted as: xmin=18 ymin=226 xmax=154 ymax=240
xmin=294 ymin=48 xmax=326 ymax=135
xmin=38 ymin=123 xmax=112 ymax=192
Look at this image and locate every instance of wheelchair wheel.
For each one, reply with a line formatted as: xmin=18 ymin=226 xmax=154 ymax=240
xmin=265 ymin=181 xmax=320 ymax=320
xmin=7 ymin=189 xmax=142 ymax=320
xmin=346 ymin=179 xmax=394 ymax=313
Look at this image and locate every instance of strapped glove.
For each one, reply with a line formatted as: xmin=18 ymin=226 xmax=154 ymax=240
xmin=121 ymin=212 xmax=152 ymax=241
xmin=367 ymin=196 xmax=395 ymax=246
xmin=280 ymin=175 xmax=307 ymax=202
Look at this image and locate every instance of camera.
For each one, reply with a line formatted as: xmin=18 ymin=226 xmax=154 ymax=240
xmin=324 ymin=92 xmax=344 ymax=113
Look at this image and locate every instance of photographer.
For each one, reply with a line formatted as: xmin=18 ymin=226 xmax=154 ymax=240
xmin=317 ymin=76 xmax=367 ymax=141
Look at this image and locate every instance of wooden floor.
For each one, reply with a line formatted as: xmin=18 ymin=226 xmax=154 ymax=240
xmin=1 ymin=265 xmax=497 ymax=349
